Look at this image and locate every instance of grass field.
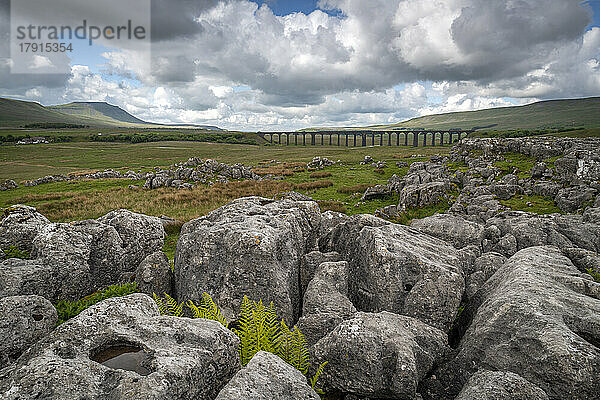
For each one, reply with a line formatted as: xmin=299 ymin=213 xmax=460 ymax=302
xmin=0 ymin=141 xmax=449 ymax=224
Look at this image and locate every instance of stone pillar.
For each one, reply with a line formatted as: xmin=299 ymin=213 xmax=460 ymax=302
xmin=311 ymin=133 xmax=316 ymax=146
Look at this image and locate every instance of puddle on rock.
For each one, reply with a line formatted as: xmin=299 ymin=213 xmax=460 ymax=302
xmin=91 ymin=344 xmax=152 ymax=376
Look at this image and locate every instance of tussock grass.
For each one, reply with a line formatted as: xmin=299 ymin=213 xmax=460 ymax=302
xmin=309 ymin=171 xmax=332 ymax=179
xmin=19 ymin=180 xmax=295 ymax=222
xmin=317 ymin=200 xmax=347 ymax=214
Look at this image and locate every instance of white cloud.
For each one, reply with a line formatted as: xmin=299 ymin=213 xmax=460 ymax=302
xmin=0 ymin=0 xmax=598 ymax=130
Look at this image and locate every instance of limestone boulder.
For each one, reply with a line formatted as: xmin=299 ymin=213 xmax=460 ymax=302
xmin=411 ymin=213 xmax=485 ymax=249
xmin=0 ymin=295 xmax=57 ymax=369
xmin=0 ymin=294 xmax=241 ymax=400
xmin=135 ymin=251 xmax=173 ymax=296
xmin=455 ymin=370 xmax=549 ymax=400
xmin=0 ymin=205 xmax=50 ymax=253
xmin=215 ymin=351 xmax=319 ymax=400
xmin=313 ymin=312 xmax=448 ymax=399
xmin=422 ymin=246 xmax=600 ymax=400
xmin=97 ymin=209 xmax=165 ymax=270
xmin=175 ymin=197 xmax=321 ymax=324
xmin=323 ymin=215 xmax=464 ymax=332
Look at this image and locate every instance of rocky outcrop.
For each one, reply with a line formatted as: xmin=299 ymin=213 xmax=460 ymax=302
xmin=176 ymin=197 xmax=321 ymax=324
xmin=22 ymin=170 xmax=145 ymax=187
xmin=322 ymin=214 xmax=464 ymax=332
xmin=307 ymin=156 xmax=335 ymax=169
xmin=135 ymin=251 xmax=172 ymax=296
xmin=445 ymin=137 xmax=600 ymax=222
xmin=455 ymin=370 xmax=549 ymax=400
xmin=0 ymin=209 xmax=165 ymax=302
xmin=0 ymin=295 xmax=57 ymax=369
xmin=0 ymin=294 xmax=241 ymax=400
xmin=464 ymin=252 xmax=507 ymax=300
xmin=398 ymin=162 xmax=453 ymax=210
xmin=0 ymin=205 xmax=50 ymax=253
xmin=554 ymin=185 xmax=597 ymax=213
xmin=98 ymin=209 xmax=165 ymax=270
xmin=215 ymin=351 xmax=320 ymax=400
xmin=422 ymin=246 xmax=600 ymax=400
xmin=313 ymin=311 xmax=448 ymax=399
xmin=411 ymin=213 xmax=484 ymax=249
xmin=144 ymin=158 xmax=261 ymax=189
xmin=297 ymin=261 xmax=356 ymax=347
xmin=0 ymin=179 xmax=18 ymax=191
xmin=483 ymin=211 xmax=600 ymax=256
xmin=299 ymin=251 xmax=341 ymax=297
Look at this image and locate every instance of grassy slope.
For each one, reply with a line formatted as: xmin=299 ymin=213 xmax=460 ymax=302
xmin=308 ymin=97 xmax=600 ymax=131
xmin=375 ymin=97 xmax=600 ymax=130
xmin=0 ymin=97 xmax=153 ymax=128
xmin=0 ymin=97 xmax=209 ymax=128
xmin=47 ymin=102 xmax=148 ymax=125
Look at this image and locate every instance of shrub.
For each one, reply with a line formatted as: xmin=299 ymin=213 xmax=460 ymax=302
xmin=2 ymin=245 xmax=30 ymax=259
xmin=55 ymin=283 xmax=138 ymax=324
xmin=586 ymin=268 xmax=600 ymax=283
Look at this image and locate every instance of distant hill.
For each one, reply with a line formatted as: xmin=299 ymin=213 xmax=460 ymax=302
xmin=307 ymin=97 xmax=600 ymax=131
xmin=0 ymin=97 xmax=222 ymax=130
xmin=47 ymin=102 xmax=149 ymax=125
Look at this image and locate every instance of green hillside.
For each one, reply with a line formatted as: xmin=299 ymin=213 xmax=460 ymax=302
xmin=0 ymin=97 xmax=156 ymax=128
xmin=0 ymin=97 xmax=223 ymax=130
xmin=369 ymin=97 xmax=600 ymax=131
xmin=304 ymin=97 xmax=600 ymax=132
xmin=47 ymin=102 xmax=149 ymax=125
xmin=0 ymin=98 xmax=95 ymax=127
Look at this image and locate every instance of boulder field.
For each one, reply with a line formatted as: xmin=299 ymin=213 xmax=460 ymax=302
xmin=0 ymin=137 xmax=599 ymax=399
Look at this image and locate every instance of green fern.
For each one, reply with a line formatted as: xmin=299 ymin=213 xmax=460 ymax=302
xmin=186 ymin=292 xmax=227 ymax=326
xmin=151 ymin=292 xmax=328 ymax=394
xmin=153 ymin=293 xmax=183 ymax=317
xmin=310 ymin=361 xmax=328 ymax=394
xmin=586 ymin=267 xmax=600 ymax=283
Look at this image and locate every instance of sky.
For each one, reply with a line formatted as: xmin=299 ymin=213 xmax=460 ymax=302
xmin=0 ymin=0 xmax=599 ymax=131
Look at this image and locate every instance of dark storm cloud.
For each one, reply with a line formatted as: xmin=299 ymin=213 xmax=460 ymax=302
xmin=151 ymin=0 xmax=219 ymax=42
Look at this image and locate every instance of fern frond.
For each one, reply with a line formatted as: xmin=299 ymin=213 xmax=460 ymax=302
xmin=164 ymin=293 xmax=183 ymax=317
xmin=264 ymin=302 xmax=280 ymax=354
xmin=235 ymin=295 xmax=257 ymax=366
xmin=187 ymin=299 xmax=201 ymax=318
xmin=310 ymin=361 xmax=328 ymax=394
xmin=153 ymin=292 xmax=169 ymax=315
xmin=292 ymin=326 xmax=310 ymax=374
xmin=201 ymin=292 xmax=228 ymax=326
xmin=276 ymin=319 xmax=293 ymax=365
